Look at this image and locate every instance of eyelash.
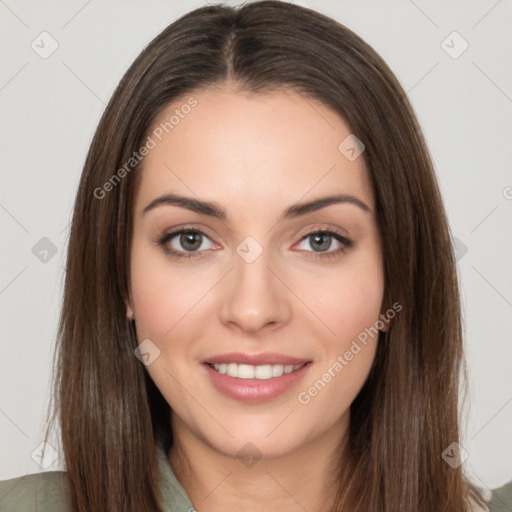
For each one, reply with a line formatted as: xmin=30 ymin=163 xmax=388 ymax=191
xmin=154 ymin=227 xmax=353 ymax=261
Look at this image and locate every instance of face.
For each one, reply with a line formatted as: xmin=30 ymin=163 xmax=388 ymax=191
xmin=127 ymin=84 xmax=385 ymax=461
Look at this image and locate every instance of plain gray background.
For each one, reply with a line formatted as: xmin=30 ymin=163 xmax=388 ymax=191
xmin=1 ymin=0 xmax=511 ymax=494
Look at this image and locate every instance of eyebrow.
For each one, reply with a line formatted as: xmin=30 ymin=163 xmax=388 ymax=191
xmin=142 ymin=192 xmax=371 ymax=220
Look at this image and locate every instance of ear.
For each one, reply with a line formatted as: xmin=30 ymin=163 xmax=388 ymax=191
xmin=378 ymin=312 xmax=389 ymax=332
xmin=124 ymin=292 xmax=134 ymax=320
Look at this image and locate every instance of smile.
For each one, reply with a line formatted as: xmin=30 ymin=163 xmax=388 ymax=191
xmin=207 ymin=362 xmax=306 ymax=380
xmin=203 ymin=360 xmax=312 ymax=403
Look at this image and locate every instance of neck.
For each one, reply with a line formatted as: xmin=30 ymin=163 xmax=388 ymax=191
xmin=168 ymin=414 xmax=349 ymax=512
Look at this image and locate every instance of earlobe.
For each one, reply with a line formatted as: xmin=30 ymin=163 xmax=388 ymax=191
xmin=379 ymin=321 xmax=389 ymax=333
xmin=126 ymin=301 xmax=134 ymax=320
xmin=125 ymin=288 xmax=134 ymax=320
xmin=378 ymin=310 xmax=390 ymax=333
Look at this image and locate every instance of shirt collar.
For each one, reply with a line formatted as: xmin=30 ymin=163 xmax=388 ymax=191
xmin=156 ymin=442 xmax=195 ymax=511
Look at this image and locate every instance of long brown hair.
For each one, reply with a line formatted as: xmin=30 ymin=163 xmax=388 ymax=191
xmin=44 ymin=1 xmax=485 ymax=510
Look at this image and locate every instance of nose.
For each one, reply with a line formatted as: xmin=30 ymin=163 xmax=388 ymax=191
xmin=219 ymin=245 xmax=292 ymax=334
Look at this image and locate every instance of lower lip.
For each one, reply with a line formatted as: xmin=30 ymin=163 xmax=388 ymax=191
xmin=203 ymin=362 xmax=312 ymax=403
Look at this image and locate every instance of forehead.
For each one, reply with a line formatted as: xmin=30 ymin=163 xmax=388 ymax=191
xmin=134 ymin=86 xmax=374 ymax=218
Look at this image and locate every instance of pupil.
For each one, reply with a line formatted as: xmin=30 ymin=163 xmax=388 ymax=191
xmin=311 ymin=234 xmax=330 ymax=252
xmin=181 ymin=232 xmax=202 ymax=251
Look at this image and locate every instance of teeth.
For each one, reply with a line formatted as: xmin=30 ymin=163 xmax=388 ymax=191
xmin=210 ymin=362 xmax=304 ymax=379
xmin=272 ymin=364 xmax=284 ymax=377
xmin=238 ymin=364 xmax=254 ymax=379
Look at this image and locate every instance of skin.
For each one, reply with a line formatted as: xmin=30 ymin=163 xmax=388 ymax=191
xmin=126 ymin=83 xmax=386 ymax=512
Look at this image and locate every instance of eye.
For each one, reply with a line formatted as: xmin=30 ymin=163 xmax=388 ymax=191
xmin=154 ymin=226 xmax=353 ymax=262
xmin=295 ymin=229 xmax=353 ymax=260
xmin=155 ymin=227 xmax=217 ymax=260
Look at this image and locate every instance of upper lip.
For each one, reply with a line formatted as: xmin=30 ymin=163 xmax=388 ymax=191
xmin=203 ymin=352 xmax=311 ymax=366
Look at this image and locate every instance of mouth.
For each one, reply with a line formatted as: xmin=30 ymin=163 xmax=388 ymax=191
xmin=205 ymin=362 xmax=307 ymax=380
xmin=202 ymin=353 xmax=312 ymax=402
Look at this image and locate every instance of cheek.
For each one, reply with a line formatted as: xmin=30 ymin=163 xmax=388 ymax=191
xmin=296 ymin=338 xmax=378 ymax=432
xmin=129 ymin=243 xmax=212 ymax=340
xmin=295 ymin=290 xmax=382 ymax=426
xmin=129 ymin=246 xmax=212 ymax=412
xmin=292 ymin=250 xmax=384 ymax=411
xmin=297 ymin=253 xmax=385 ymax=346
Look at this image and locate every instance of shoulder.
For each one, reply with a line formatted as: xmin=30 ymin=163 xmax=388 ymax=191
xmin=2 ymin=470 xmax=511 ymax=512
xmin=0 ymin=471 xmax=71 ymax=512
xmin=488 ymin=480 xmax=512 ymax=512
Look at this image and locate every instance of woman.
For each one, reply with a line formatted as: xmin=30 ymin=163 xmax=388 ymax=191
xmin=0 ymin=1 xmax=508 ymax=511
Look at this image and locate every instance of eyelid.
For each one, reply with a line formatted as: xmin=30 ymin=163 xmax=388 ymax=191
xmin=294 ymin=222 xmax=350 ymax=239
xmin=158 ymin=224 xmax=217 ymax=243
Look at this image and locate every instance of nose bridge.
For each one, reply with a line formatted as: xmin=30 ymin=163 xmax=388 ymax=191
xmin=219 ymin=236 xmax=290 ymax=332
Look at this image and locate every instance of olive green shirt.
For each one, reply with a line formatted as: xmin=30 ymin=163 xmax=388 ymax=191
xmin=1 ymin=444 xmax=511 ymax=511
xmin=0 ymin=444 xmax=194 ymax=511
